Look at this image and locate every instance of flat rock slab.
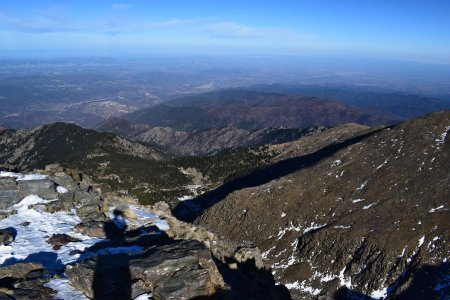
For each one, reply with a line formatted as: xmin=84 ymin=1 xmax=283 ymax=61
xmin=18 ymin=179 xmax=57 ymax=200
xmin=66 ymin=239 xmax=223 ymax=300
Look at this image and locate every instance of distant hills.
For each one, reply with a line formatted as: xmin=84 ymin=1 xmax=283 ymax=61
xmin=94 ymin=117 xmax=327 ymax=156
xmin=252 ymin=84 xmax=450 ymax=119
xmin=125 ymin=90 xmax=399 ymax=130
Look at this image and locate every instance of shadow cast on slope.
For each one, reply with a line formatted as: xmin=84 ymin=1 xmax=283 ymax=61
xmin=173 ymin=128 xmax=383 ymax=222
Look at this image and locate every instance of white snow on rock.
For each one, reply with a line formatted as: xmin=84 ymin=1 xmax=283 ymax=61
xmin=363 ymin=202 xmax=377 ymax=209
xmin=352 ymin=198 xmax=365 ymax=203
xmin=331 ymin=160 xmax=342 ymax=167
xmin=130 ymin=205 xmax=169 ymax=231
xmin=435 ymin=125 xmax=450 ymax=146
xmin=45 ymin=278 xmax=89 ymax=300
xmin=375 ymin=158 xmax=389 ymax=170
xmin=0 ymin=172 xmax=171 ymax=299
xmin=0 ymin=195 xmax=100 ymax=269
xmin=356 ymin=180 xmax=368 ymax=191
xmin=303 ymin=222 xmax=327 ymax=234
xmin=0 ymin=171 xmax=47 ymax=181
xmin=429 ymin=205 xmax=444 ymax=213
xmin=56 ymin=186 xmax=69 ymax=193
xmin=285 ymin=280 xmax=321 ymax=296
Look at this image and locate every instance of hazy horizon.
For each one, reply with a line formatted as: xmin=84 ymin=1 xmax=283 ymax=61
xmin=1 ymin=0 xmax=449 ymax=65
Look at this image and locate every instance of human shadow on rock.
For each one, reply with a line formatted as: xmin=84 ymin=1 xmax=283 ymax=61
xmin=173 ymin=128 xmax=383 ymax=222
xmin=92 ymin=209 xmax=131 ymax=300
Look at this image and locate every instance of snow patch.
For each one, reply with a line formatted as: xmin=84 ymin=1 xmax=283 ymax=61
xmin=56 ymin=186 xmax=68 ymax=194
xmin=331 ymin=160 xmax=342 ymax=167
xmin=429 ymin=205 xmax=444 ymax=213
xmin=0 ymin=171 xmax=47 ymax=181
xmin=356 ymin=181 xmax=368 ymax=191
xmin=303 ymin=222 xmax=326 ymax=234
xmin=352 ymin=198 xmax=365 ymax=203
xmin=375 ymin=158 xmax=389 ymax=170
xmin=435 ymin=126 xmax=450 ymax=146
xmin=45 ymin=278 xmax=88 ymax=300
xmin=363 ymin=202 xmax=377 ymax=209
xmin=285 ymin=280 xmax=321 ymax=295
xmin=370 ymin=287 xmax=388 ymax=298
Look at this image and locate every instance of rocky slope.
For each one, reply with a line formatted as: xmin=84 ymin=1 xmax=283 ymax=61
xmin=185 ymin=111 xmax=450 ymax=299
xmin=0 ymin=166 xmax=289 ymax=299
xmin=0 ymin=122 xmax=163 ymax=170
xmin=127 ymin=90 xmax=398 ymax=130
xmin=95 ymin=117 xmax=327 ymax=156
xmin=0 ymin=123 xmax=195 ymax=205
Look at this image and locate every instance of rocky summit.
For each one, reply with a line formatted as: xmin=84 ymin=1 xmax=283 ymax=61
xmin=0 ymin=166 xmax=289 ymax=299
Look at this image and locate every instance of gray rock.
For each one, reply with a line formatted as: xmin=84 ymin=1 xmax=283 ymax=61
xmin=0 ymin=228 xmax=15 ymax=246
xmin=17 ymin=179 xmax=57 ymax=200
xmin=49 ymin=174 xmax=78 ymax=191
xmin=0 ymin=262 xmax=45 ymax=281
xmin=77 ymin=204 xmax=108 ymax=223
xmin=0 ymin=178 xmax=20 ymax=209
xmin=46 ymin=234 xmax=82 ymax=250
xmin=41 ymin=198 xmax=74 ymax=213
xmin=13 ymin=286 xmax=55 ymax=300
xmin=66 ymin=240 xmax=224 ymax=300
xmin=74 ymin=221 xmax=106 ymax=238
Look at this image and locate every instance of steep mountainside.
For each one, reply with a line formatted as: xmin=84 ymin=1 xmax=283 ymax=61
xmin=126 ymin=90 xmax=398 ymax=130
xmin=185 ymin=111 xmax=450 ymax=299
xmin=0 ymin=122 xmax=163 ymax=170
xmin=95 ymin=117 xmax=327 ymax=156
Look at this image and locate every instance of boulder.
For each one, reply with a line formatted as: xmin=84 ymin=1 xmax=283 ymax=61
xmin=66 ymin=240 xmax=224 ymax=300
xmin=45 ymin=164 xmax=63 ymax=173
xmin=0 ymin=228 xmax=15 ymax=246
xmin=17 ymin=179 xmax=57 ymax=200
xmin=46 ymin=234 xmax=82 ymax=250
xmin=13 ymin=285 xmax=55 ymax=300
xmin=40 ymin=198 xmax=74 ymax=213
xmin=0 ymin=178 xmax=20 ymax=209
xmin=77 ymin=204 xmax=108 ymax=223
xmin=49 ymin=173 xmax=78 ymax=191
xmin=0 ymin=262 xmax=45 ymax=281
xmin=74 ymin=222 xmax=106 ymax=238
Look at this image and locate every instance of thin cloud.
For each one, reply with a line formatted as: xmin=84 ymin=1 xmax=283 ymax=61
xmin=112 ymin=4 xmax=133 ymax=10
xmin=134 ymin=19 xmax=195 ymax=30
xmin=206 ymin=21 xmax=314 ymax=43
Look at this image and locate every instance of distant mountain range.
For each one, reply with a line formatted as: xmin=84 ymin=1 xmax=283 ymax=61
xmin=125 ymin=90 xmax=399 ymax=130
xmin=252 ymin=84 xmax=450 ymax=119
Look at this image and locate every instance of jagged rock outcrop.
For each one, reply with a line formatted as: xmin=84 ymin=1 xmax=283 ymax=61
xmin=192 ymin=111 xmax=450 ymax=299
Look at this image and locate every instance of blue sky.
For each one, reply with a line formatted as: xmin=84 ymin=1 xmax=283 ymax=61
xmin=0 ymin=0 xmax=449 ymax=63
